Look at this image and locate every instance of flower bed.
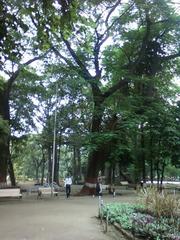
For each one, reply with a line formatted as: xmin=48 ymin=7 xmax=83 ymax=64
xmin=101 ymin=203 xmax=180 ymax=240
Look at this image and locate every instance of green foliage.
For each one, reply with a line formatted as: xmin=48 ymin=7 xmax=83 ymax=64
xmin=12 ymin=134 xmax=44 ymax=180
xmin=102 ymin=203 xmax=138 ymax=228
xmin=0 ymin=0 xmax=29 ymax=62
xmin=101 ymin=202 xmax=180 ymax=240
xmin=0 ymin=76 xmax=5 ymax=90
xmin=165 ymin=164 xmax=180 ymax=179
xmin=10 ymin=67 xmax=44 ymax=133
xmin=1 ymin=0 xmax=179 ymax=184
xmin=0 ymin=116 xmax=10 ymax=144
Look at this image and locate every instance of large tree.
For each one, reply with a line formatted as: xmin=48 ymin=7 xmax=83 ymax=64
xmin=0 ymin=0 xmax=179 ymax=192
xmin=0 ymin=0 xmax=77 ymax=184
xmin=0 ymin=0 xmax=51 ymax=183
xmin=40 ymin=0 xmax=180 ymax=193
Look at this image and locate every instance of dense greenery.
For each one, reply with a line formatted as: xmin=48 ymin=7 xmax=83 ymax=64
xmin=0 ymin=0 xmax=179 ymax=189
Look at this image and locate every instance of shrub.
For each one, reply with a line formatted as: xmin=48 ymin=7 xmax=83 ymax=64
xmin=102 ymin=203 xmax=139 ymax=230
xmin=138 ymin=187 xmax=180 ymax=218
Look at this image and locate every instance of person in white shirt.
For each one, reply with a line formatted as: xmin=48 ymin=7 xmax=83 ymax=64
xmin=64 ymin=174 xmax=72 ymax=198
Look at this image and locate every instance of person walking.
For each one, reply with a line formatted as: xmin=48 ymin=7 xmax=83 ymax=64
xmin=64 ymin=174 xmax=72 ymax=198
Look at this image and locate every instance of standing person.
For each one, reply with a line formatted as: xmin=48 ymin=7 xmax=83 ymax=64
xmin=64 ymin=174 xmax=72 ymax=198
xmin=96 ymin=178 xmax=102 ymax=197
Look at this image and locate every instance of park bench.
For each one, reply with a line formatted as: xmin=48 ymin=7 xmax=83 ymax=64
xmin=163 ymin=184 xmax=180 ymax=194
xmin=120 ymin=181 xmax=129 ymax=189
xmin=101 ymin=185 xmax=116 ymax=196
xmin=101 ymin=184 xmax=109 ymax=190
xmin=37 ymin=187 xmax=58 ymax=199
xmin=0 ymin=188 xmax=22 ymax=199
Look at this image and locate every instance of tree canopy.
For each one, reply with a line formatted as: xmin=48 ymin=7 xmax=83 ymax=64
xmin=0 ymin=0 xmax=179 ymax=191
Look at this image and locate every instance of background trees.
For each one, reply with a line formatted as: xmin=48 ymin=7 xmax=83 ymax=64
xmin=0 ymin=0 xmax=179 ymax=192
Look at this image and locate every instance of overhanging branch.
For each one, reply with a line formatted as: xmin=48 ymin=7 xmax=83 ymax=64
xmin=7 ymin=49 xmax=52 ymax=91
xmin=23 ymin=49 xmax=52 ymax=66
xmin=103 ymin=78 xmax=129 ymax=99
xmin=51 ymin=46 xmax=75 ymax=66
xmin=60 ymin=32 xmax=92 ymax=79
xmin=99 ymin=2 xmax=134 ymax=48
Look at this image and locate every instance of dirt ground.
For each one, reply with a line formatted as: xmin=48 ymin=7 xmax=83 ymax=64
xmin=0 ymin=186 xmax=138 ymax=240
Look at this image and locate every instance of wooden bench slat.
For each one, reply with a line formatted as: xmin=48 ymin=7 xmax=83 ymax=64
xmin=37 ymin=187 xmax=58 ymax=199
xmin=120 ymin=181 xmax=129 ymax=185
xmin=0 ymin=188 xmax=22 ymax=198
xmin=101 ymin=185 xmax=109 ymax=190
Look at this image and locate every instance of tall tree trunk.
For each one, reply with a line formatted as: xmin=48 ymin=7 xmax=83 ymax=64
xmin=112 ymin=165 xmax=115 ymax=184
xmin=108 ymin=166 xmax=112 ymax=185
xmin=140 ymin=124 xmax=146 ymax=183
xmin=35 ymin=166 xmax=39 ymax=182
xmin=0 ymin=87 xmax=10 ymax=183
xmin=80 ymin=101 xmax=104 ymax=194
xmin=76 ymin=147 xmax=81 ymax=181
xmin=80 ymin=109 xmax=119 ymax=195
xmin=72 ymin=145 xmax=77 ymax=183
xmin=41 ymin=151 xmax=46 ymax=185
xmin=55 ymin=133 xmax=62 ymax=185
xmin=72 ymin=146 xmax=82 ymax=183
xmin=160 ymin=159 xmax=166 ymax=186
xmin=156 ymin=139 xmax=161 ymax=190
xmin=54 ymin=143 xmax=59 ymax=184
xmin=47 ymin=146 xmax=52 ymax=183
xmin=156 ymin=160 xmax=160 ymax=190
xmin=133 ymin=130 xmax=140 ymax=184
xmin=149 ymin=130 xmax=154 ymax=183
xmin=150 ymin=157 xmax=153 ymax=184
xmin=8 ymin=158 xmax=16 ymax=186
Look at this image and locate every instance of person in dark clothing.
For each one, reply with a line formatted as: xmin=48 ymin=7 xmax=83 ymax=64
xmin=96 ymin=179 xmax=102 ymax=197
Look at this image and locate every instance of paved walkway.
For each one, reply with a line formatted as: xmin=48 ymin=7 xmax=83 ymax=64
xmin=0 ymin=191 xmax=137 ymax=240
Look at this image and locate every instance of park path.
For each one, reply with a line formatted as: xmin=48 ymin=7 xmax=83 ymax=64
xmin=0 ymin=190 xmax=137 ymax=240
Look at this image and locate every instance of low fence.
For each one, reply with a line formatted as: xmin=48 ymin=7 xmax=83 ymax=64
xmin=98 ymin=196 xmax=109 ymax=233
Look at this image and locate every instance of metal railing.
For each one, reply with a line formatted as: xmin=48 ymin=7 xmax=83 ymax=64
xmin=98 ymin=196 xmax=109 ymax=232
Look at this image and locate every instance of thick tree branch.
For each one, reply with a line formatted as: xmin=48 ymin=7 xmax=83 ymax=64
xmin=53 ymin=32 xmax=103 ymax=97
xmin=60 ymin=32 xmax=92 ymax=79
xmin=132 ymin=13 xmax=151 ymax=71
xmin=93 ymin=1 xmax=123 ymax=55
xmin=51 ymin=46 xmax=75 ymax=66
xmin=103 ymin=78 xmax=129 ymax=99
xmin=99 ymin=2 xmax=134 ymax=48
xmin=53 ymin=35 xmax=103 ymax=98
xmin=7 ymin=49 xmax=52 ymax=91
xmin=23 ymin=49 xmax=52 ymax=66
xmin=52 ymin=45 xmax=89 ymax=77
xmin=91 ymin=81 xmax=104 ymax=101
xmin=155 ymin=29 xmax=168 ymax=42
xmin=7 ymin=70 xmax=20 ymax=95
xmin=93 ymin=29 xmax=101 ymax=77
xmin=105 ymin=0 xmax=122 ymax=26
xmin=93 ymin=1 xmax=133 ymax=79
